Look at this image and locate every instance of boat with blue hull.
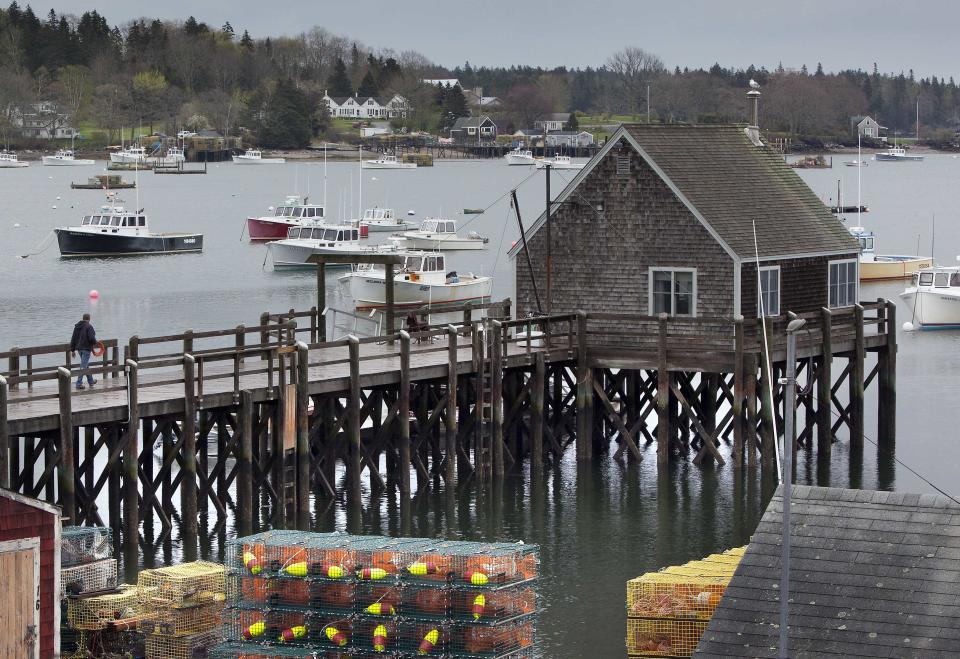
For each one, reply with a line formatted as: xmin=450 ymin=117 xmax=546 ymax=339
xmin=55 ymin=195 xmax=203 ymax=257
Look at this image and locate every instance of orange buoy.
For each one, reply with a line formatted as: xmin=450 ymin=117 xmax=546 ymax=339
xmin=242 ymin=620 xmax=265 ymax=640
xmin=279 ymin=625 xmax=306 ymax=643
xmin=418 ymin=628 xmax=440 ymax=655
xmin=373 ymin=623 xmax=388 ymax=651
xmin=365 ymin=602 xmax=396 ymax=615
xmin=325 ymin=625 xmax=348 ymax=646
xmin=357 ymin=567 xmax=388 ymax=580
xmin=471 ymin=593 xmax=486 ymax=620
xmin=407 ymin=561 xmax=438 ymax=576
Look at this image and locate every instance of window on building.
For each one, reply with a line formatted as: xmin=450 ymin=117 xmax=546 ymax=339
xmin=616 ymin=155 xmax=630 ymax=176
xmin=650 ymin=268 xmax=696 ymax=316
xmin=828 ymin=259 xmax=858 ymax=308
xmin=758 ymin=266 xmax=780 ymax=316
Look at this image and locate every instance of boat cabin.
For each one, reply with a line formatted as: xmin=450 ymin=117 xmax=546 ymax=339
xmin=913 ymin=267 xmax=960 ymax=289
xmin=358 ymin=252 xmax=450 ymax=282
xmin=245 ymin=150 xmax=262 ymax=158
xmin=509 ymin=124 xmax=860 ymax=323
xmin=414 ymin=219 xmax=456 ymax=235
xmin=274 ymin=199 xmax=325 ymax=220
xmin=285 ymin=225 xmax=359 ymax=242
xmin=77 ymin=207 xmax=147 ymax=234
xmin=363 ymin=208 xmax=396 ymax=222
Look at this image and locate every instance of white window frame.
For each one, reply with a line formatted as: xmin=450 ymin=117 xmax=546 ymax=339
xmin=828 ymin=258 xmax=858 ymax=309
xmin=648 ymin=267 xmax=698 ymax=317
xmin=467 ymin=126 xmax=476 ymax=135
xmin=758 ymin=265 xmax=781 ymax=317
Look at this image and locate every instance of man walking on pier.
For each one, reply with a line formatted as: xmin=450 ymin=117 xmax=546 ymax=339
xmin=70 ymin=313 xmax=98 ymax=389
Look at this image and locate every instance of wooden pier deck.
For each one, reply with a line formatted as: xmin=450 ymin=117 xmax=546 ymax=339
xmin=0 ymin=300 xmax=896 ymax=578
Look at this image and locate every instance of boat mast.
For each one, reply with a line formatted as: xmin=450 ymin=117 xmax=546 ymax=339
xmin=358 ymin=144 xmax=363 ymax=220
xmin=857 ymin=132 xmax=862 ymax=227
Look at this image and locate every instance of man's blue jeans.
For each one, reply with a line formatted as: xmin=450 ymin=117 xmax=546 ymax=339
xmin=76 ymin=350 xmax=94 ymax=386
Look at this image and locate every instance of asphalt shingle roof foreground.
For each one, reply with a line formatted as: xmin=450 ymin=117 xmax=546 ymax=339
xmin=695 ymin=485 xmax=960 ymax=658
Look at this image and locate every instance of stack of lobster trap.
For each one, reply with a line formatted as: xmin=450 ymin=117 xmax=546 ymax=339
xmin=137 ymin=560 xmax=226 ymax=658
xmin=626 ymin=546 xmax=746 ymax=658
xmin=216 ymin=530 xmax=541 ymax=658
xmin=59 ymin=526 xmax=138 ymax=656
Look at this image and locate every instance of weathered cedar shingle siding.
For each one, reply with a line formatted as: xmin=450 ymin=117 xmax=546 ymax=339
xmin=741 ymin=255 xmax=856 ymax=318
xmin=515 ymin=146 xmax=734 ymax=318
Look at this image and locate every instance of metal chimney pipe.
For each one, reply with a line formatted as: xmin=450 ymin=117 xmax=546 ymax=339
xmin=748 ymin=89 xmax=761 ymax=127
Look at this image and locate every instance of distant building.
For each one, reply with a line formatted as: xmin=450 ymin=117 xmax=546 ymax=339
xmin=323 ymin=93 xmax=410 ymax=119
xmin=535 ymin=113 xmax=571 ymax=132
xmin=422 ymin=78 xmax=461 ymax=89
xmin=463 ymin=87 xmax=502 ymax=108
xmin=850 ymin=115 xmax=884 ymax=139
xmin=450 ymin=115 xmax=497 ymax=142
xmin=544 ymin=131 xmax=595 ymax=148
xmin=697 ymin=485 xmax=960 ymax=658
xmin=9 ymin=101 xmax=77 ymax=139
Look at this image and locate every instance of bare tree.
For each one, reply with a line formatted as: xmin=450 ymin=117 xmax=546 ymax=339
xmin=54 ymin=64 xmax=91 ymax=119
xmin=606 ymin=46 xmax=666 ymax=114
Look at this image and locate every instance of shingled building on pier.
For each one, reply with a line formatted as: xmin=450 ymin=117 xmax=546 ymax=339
xmin=509 ymin=124 xmax=861 ymax=320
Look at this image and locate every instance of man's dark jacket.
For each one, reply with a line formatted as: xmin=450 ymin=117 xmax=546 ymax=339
xmin=70 ymin=321 xmax=97 ymax=352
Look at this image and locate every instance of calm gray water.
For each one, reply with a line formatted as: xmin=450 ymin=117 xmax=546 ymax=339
xmin=2 ymin=155 xmax=958 ymax=657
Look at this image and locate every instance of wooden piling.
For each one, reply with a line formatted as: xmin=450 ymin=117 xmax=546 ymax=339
xmin=576 ymin=311 xmax=593 ymax=461
xmin=56 ymin=368 xmax=76 ymax=524
xmin=0 ymin=376 xmax=10 ymax=489
xmin=296 ymin=342 xmax=310 ymax=517
xmin=181 ymin=355 xmax=198 ymax=560
xmin=817 ymin=308 xmax=833 ymax=459
xmin=317 ymin=264 xmax=326 ymax=342
xmin=531 ymin=353 xmax=545 ymax=472
xmin=758 ymin=318 xmax=775 ymax=471
xmin=348 ymin=336 xmax=362 ymax=502
xmin=237 ymin=391 xmax=253 ymax=537
xmin=732 ymin=316 xmax=744 ymax=467
xmin=398 ymin=331 xmax=412 ymax=496
xmin=850 ymin=304 xmax=865 ymax=450
xmin=445 ymin=326 xmax=458 ymax=483
xmin=745 ymin=356 xmax=758 ymax=468
xmin=878 ymin=299 xmax=897 ymax=447
xmin=491 ymin=321 xmax=505 ymax=477
xmin=122 ymin=360 xmax=139 ymax=580
xmin=657 ymin=314 xmax=669 ymax=467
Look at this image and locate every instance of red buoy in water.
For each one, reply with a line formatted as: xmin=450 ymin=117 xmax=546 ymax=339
xmin=89 ymin=290 xmax=99 ymax=299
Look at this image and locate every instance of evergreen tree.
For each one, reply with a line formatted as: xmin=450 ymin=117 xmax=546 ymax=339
xmin=221 ymin=21 xmax=234 ymax=38
xmin=240 ymin=29 xmax=253 ymax=51
xmin=815 ymin=62 xmax=824 ymax=77
xmin=567 ymin=112 xmax=578 ymax=131
xmin=357 ymin=69 xmax=378 ymax=97
xmin=443 ymin=84 xmax=468 ymax=119
xmin=327 ymin=57 xmax=352 ymax=96
xmin=258 ymin=78 xmax=312 ymax=148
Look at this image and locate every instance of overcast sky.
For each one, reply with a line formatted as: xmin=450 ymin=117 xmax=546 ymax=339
xmin=39 ymin=0 xmax=960 ymax=79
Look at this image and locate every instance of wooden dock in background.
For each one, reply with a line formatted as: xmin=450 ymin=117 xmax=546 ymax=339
xmin=0 ymin=299 xmax=896 ymax=580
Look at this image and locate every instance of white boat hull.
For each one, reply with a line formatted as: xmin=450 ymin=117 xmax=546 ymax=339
xmin=267 ymin=241 xmax=394 ymax=268
xmin=393 ymin=235 xmax=487 ymax=250
xmin=900 ymin=288 xmax=960 ymax=329
xmin=363 ymin=221 xmax=415 ymax=232
xmin=110 ymin=153 xmax=145 ymax=163
xmin=234 ymin=156 xmax=286 ymax=164
xmin=347 ymin=273 xmax=493 ymax=309
xmin=362 ymin=161 xmax=416 ymax=169
xmin=0 ymin=161 xmax=29 ymax=168
xmin=505 ymin=154 xmax=536 ymax=166
xmin=42 ymin=156 xmax=95 ymax=166
xmin=875 ymin=154 xmax=923 ymax=161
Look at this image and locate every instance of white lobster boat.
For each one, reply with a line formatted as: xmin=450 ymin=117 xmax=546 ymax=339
xmin=391 ymin=218 xmax=488 ymax=251
xmin=234 ymin=149 xmax=286 ymax=164
xmin=42 ymin=149 xmax=94 ymax=166
xmin=358 ymin=207 xmax=415 ymax=233
xmin=535 ymin=154 xmax=583 ymax=170
xmin=110 ymin=146 xmax=146 ymax=164
xmin=505 ymin=148 xmax=536 ymax=166
xmin=342 ymin=252 xmax=493 ymax=310
xmin=362 ymin=154 xmax=416 ymax=169
xmin=901 ymin=266 xmax=960 ymax=330
xmin=0 ymin=151 xmax=29 ymax=168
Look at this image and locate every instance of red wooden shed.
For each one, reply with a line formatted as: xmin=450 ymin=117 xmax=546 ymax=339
xmin=0 ymin=488 xmax=61 ymax=658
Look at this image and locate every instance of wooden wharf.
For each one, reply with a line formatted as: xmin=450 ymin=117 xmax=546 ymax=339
xmin=0 ymin=298 xmax=896 ymax=578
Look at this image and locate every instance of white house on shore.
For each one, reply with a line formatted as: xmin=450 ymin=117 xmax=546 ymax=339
xmin=422 ymin=78 xmax=461 ymax=89
xmin=850 ymin=115 xmax=884 ymax=139
xmin=8 ymin=101 xmax=77 ymax=139
xmin=323 ymin=93 xmax=410 ymax=119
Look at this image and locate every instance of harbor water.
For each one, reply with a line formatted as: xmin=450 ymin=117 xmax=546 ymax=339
xmin=1 ymin=155 xmax=958 ymax=657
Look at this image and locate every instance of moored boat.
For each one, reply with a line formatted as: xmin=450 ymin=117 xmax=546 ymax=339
xmin=357 ymin=207 xmax=414 ymax=233
xmin=54 ymin=194 xmax=203 ymax=257
xmin=42 ymin=149 xmax=94 ymax=166
xmin=0 ymin=151 xmax=29 ymax=168
xmin=234 ymin=149 xmax=286 ymax=164
xmin=505 ymin=148 xmax=536 ymax=166
xmin=900 ymin=266 xmax=960 ymax=329
xmin=535 ymin=154 xmax=583 ymax=170
xmin=849 ymin=227 xmax=933 ymax=281
xmin=342 ymin=251 xmax=493 ymax=310
xmin=391 ymin=218 xmax=488 ymax=251
xmin=267 ymin=223 xmax=378 ymax=268
xmin=71 ymin=174 xmax=135 ymax=190
xmin=875 ymin=145 xmax=923 ymax=162
xmin=247 ymin=195 xmax=326 ymax=241
xmin=110 ymin=146 xmax=146 ymax=164
xmin=362 ymin=154 xmax=416 ymax=169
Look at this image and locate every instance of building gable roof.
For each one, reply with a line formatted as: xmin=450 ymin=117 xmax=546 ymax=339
xmin=696 ymin=485 xmax=960 ymax=658
xmin=509 ymin=124 xmax=857 ymax=260
xmin=451 ymin=115 xmax=496 ymax=130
